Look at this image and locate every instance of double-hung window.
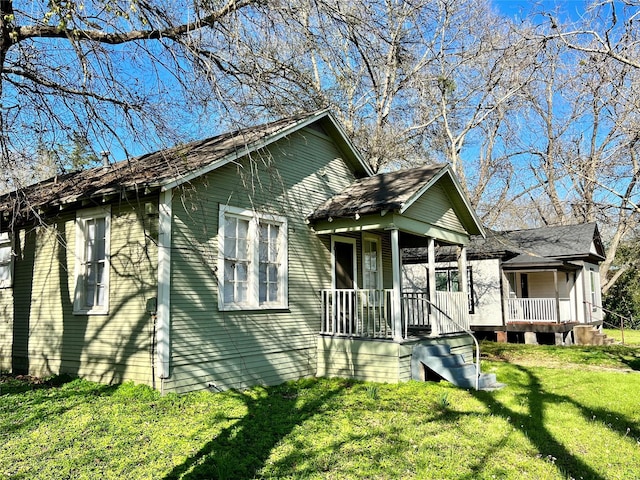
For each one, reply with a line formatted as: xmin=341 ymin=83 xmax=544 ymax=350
xmin=219 ymin=205 xmax=287 ymax=310
xmin=0 ymin=232 xmax=13 ymax=288
xmin=74 ymin=207 xmax=111 ymax=314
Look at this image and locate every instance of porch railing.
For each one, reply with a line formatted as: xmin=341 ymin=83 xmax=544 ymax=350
xmin=402 ymin=292 xmax=430 ymax=329
xmin=507 ymin=297 xmax=573 ymax=323
xmin=320 ymin=289 xmax=398 ymax=339
xmin=320 ymin=289 xmax=470 ymax=339
xmin=433 ymin=291 xmax=471 ymax=335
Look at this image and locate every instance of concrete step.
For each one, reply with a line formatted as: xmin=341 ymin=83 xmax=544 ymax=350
xmin=411 ymin=343 xmax=504 ymax=391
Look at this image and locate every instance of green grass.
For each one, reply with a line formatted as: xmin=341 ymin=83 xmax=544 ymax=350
xmin=2 ymin=343 xmax=640 ymax=479
xmin=481 ymin=339 xmax=640 ymax=371
xmin=604 ymin=327 xmax=640 ymax=345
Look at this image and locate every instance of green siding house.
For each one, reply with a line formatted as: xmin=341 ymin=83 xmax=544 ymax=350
xmin=0 ymin=110 xmax=497 ymax=393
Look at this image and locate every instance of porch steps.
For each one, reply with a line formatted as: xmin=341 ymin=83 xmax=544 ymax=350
xmin=573 ymin=325 xmax=616 ymax=346
xmin=411 ymin=344 xmax=503 ymax=391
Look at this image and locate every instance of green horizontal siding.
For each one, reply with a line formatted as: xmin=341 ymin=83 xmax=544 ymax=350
xmin=164 ymin=128 xmax=359 ymax=393
xmin=403 ymin=183 xmax=465 ymax=235
xmin=317 ymin=337 xmax=412 ymax=383
xmin=8 ymin=200 xmax=158 ymax=385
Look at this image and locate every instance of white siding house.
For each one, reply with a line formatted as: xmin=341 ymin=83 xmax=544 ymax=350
xmin=403 ymin=223 xmax=606 ymax=345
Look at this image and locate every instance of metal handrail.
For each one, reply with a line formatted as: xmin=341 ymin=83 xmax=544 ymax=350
xmin=407 ymin=295 xmax=481 ymax=391
xmin=584 ymin=300 xmax=633 ymax=345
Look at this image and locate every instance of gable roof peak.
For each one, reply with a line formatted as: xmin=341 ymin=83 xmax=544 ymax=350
xmin=0 ymin=109 xmax=370 ymax=226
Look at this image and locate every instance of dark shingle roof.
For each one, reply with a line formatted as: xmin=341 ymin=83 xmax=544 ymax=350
xmin=498 ymin=223 xmax=603 ymax=259
xmin=1 ymin=110 xmax=349 ymax=226
xmin=403 ymin=222 xmax=605 ymax=265
xmin=307 ymin=164 xmax=447 ymax=221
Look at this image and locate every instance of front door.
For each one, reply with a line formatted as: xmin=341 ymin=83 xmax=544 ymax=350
xmin=332 ymin=237 xmax=357 ymax=334
xmin=333 ymin=237 xmax=356 ymax=289
xmin=520 ymin=273 xmax=529 ymax=298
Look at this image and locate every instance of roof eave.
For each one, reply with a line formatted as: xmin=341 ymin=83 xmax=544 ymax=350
xmin=161 ymin=109 xmax=373 ymax=192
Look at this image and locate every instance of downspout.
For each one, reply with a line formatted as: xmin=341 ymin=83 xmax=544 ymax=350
xmin=156 ymin=188 xmax=173 ymax=393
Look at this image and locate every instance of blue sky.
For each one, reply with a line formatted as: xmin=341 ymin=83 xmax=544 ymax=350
xmin=493 ymin=0 xmax=592 ymax=21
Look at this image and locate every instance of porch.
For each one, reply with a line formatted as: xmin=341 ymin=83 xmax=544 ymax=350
xmin=504 ymin=269 xmax=580 ymax=326
xmin=319 ymin=289 xmax=471 ymax=340
xmin=506 ymin=297 xmax=574 ymax=324
xmin=306 ymin=164 xmax=488 ymax=388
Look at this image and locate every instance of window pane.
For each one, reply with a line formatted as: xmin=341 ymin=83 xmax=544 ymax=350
xmin=451 ymin=271 xmax=460 ymax=292
xmin=237 ymin=219 xmax=248 ymax=259
xmin=259 ymin=264 xmax=267 ymax=302
xmin=95 ymin=219 xmax=106 ymax=259
xmin=363 ymin=239 xmax=379 ymax=290
xmin=235 ymin=262 xmax=248 ymax=303
xmin=86 ymin=220 xmax=95 ymax=261
xmin=258 ymin=222 xmax=280 ymax=304
xmin=224 ymin=261 xmax=235 ymax=303
xmin=0 ymin=244 xmax=11 ymax=263
xmin=268 ymin=264 xmax=278 ymax=280
xmin=86 ymin=264 xmax=96 ymax=307
xmin=97 ymin=284 xmax=106 ymax=306
xmin=435 ymin=271 xmax=448 ymax=291
xmin=224 ymin=217 xmax=237 ymax=258
xmin=269 ymin=225 xmax=278 ymax=260
xmin=269 ymin=280 xmax=277 ymax=302
xmin=259 ymin=225 xmax=268 ymax=262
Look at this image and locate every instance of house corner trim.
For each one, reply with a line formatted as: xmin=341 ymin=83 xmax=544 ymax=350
xmin=157 ymin=189 xmax=172 ymax=380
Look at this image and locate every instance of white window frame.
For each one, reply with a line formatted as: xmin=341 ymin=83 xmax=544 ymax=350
xmin=330 ymin=235 xmax=358 ymax=290
xmin=218 ymin=205 xmax=288 ymax=311
xmin=0 ymin=232 xmax=13 ymax=288
xmin=362 ymin=233 xmax=382 ymax=291
xmin=73 ymin=206 xmax=111 ymax=315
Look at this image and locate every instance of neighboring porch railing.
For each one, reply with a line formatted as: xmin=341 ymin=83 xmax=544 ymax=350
xmin=507 ymin=297 xmax=573 ymax=323
xmin=320 ymin=289 xmax=470 ymax=339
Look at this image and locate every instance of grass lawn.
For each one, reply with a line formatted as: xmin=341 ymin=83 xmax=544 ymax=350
xmin=604 ymin=328 xmax=640 ymax=346
xmin=1 ymin=343 xmax=639 ymax=480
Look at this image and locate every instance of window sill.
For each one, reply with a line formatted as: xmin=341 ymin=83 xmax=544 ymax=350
xmin=219 ymin=303 xmax=289 ymax=312
xmin=73 ymin=309 xmax=110 ymax=316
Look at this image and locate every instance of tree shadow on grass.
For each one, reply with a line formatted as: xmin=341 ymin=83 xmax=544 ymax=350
xmin=470 ymin=364 xmax=639 ymax=480
xmin=163 ymin=378 xmax=347 ymax=480
xmin=0 ymin=373 xmax=118 ymax=435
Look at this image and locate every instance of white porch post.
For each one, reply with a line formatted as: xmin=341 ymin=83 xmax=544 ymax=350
xmin=390 ymin=228 xmax=403 ymax=341
xmin=457 ymin=245 xmax=468 ymax=296
xmin=554 ymin=270 xmax=561 ymax=323
xmin=428 ymin=237 xmax=438 ymax=336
